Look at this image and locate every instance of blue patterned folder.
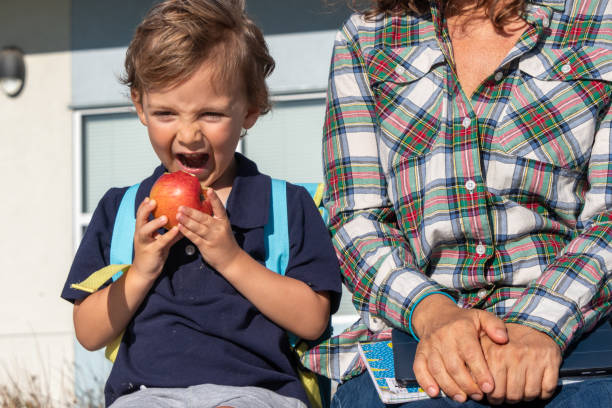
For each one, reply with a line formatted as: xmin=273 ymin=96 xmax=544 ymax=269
xmin=357 ymin=339 xmax=431 ymax=404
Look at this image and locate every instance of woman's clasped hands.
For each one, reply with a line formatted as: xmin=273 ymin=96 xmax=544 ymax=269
xmin=410 ymin=294 xmax=562 ymax=405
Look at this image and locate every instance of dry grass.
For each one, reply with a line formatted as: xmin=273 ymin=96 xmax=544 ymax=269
xmin=0 ymin=365 xmax=104 ymax=408
xmin=0 ymin=374 xmax=61 ymax=408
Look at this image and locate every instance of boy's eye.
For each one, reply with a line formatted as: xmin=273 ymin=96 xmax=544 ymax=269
xmin=200 ymin=112 xmax=223 ymax=118
xmin=153 ymin=111 xmax=174 ymax=117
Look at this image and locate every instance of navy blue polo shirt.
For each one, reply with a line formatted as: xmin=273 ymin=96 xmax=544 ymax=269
xmin=61 ymin=153 xmax=342 ymax=407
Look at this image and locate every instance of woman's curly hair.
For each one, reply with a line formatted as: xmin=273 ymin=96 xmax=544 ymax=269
xmin=353 ymin=0 xmax=526 ymax=33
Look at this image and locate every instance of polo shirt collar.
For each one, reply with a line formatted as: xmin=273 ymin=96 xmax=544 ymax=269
xmin=225 ymin=153 xmax=270 ymax=229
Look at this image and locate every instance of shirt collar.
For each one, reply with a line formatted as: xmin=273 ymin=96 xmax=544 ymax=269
xmin=527 ymin=0 xmax=565 ymax=12
xmin=225 ymin=152 xmax=270 ymax=229
xmin=429 ymin=0 xmax=566 ymax=29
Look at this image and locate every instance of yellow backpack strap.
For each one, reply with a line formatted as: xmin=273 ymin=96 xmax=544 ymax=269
xmin=295 ymin=342 xmax=324 ymax=408
xmin=70 ymin=264 xmax=130 ymax=293
xmin=72 ymin=183 xmax=141 ymax=363
xmin=312 ymin=182 xmax=324 ymax=207
xmin=105 ymin=329 xmax=124 ymax=362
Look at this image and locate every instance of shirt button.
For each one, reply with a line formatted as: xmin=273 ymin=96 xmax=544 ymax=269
xmin=185 ymin=244 xmax=196 ymax=256
xmin=494 ymin=71 xmax=503 ymax=82
xmin=561 ymin=64 xmax=572 ymax=74
xmin=542 ymin=16 xmax=550 ymax=28
xmin=477 ymin=288 xmax=488 ymax=298
xmin=462 ymin=117 xmax=471 ymax=128
xmin=395 ymin=65 xmax=406 ymax=75
xmin=476 ymin=243 xmax=486 ymax=255
xmin=465 ymin=179 xmax=476 ymax=192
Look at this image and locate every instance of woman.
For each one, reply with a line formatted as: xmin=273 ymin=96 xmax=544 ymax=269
xmin=301 ymin=0 xmax=612 ymax=406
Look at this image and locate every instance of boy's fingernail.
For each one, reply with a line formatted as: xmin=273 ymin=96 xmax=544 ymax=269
xmin=427 ymin=387 xmax=437 ymax=396
xmin=470 ymin=393 xmax=482 ymax=401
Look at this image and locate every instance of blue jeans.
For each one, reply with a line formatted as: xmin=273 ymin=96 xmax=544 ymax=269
xmin=331 ymin=373 xmax=612 ymax=408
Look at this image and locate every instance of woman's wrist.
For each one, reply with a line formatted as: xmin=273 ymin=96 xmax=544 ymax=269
xmin=409 ymin=292 xmax=458 ymax=341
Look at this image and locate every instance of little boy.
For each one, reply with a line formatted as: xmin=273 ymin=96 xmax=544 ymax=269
xmin=60 ymin=1 xmax=341 ymax=407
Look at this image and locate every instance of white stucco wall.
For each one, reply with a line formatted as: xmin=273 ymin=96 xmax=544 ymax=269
xmin=0 ymin=1 xmax=74 ymax=404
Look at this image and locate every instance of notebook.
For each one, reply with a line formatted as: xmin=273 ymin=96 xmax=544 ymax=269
xmin=357 ymin=339 xmax=431 ymax=404
xmin=560 ymin=319 xmax=612 ymax=377
xmin=392 ymin=318 xmax=612 ymax=386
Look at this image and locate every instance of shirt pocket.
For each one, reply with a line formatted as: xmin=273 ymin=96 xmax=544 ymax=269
xmin=366 ymin=45 xmax=446 ymax=158
xmin=494 ymin=46 xmax=612 ymax=171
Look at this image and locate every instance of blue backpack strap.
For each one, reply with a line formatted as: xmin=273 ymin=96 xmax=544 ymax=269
xmin=109 ymin=183 xmax=140 ymax=280
xmin=264 ymin=178 xmax=290 ymax=276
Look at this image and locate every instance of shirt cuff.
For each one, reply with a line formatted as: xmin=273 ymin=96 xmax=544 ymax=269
xmin=503 ymin=284 xmax=584 ymax=351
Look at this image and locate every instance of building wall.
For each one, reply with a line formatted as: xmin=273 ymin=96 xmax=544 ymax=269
xmin=0 ymin=0 xmax=353 ymax=404
xmin=0 ymin=0 xmax=74 ymax=404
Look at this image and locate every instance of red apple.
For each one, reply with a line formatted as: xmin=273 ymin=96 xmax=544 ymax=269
xmin=149 ymin=171 xmax=213 ymax=229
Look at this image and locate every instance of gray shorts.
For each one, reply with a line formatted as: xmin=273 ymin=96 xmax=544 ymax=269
xmin=109 ymin=383 xmax=308 ymax=408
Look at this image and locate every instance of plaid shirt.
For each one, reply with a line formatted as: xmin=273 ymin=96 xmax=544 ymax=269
xmin=301 ymin=0 xmax=612 ymax=381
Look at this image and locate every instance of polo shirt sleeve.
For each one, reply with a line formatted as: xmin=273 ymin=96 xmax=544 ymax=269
xmin=60 ymin=187 xmax=125 ymax=303
xmin=285 ymin=184 xmax=343 ymax=314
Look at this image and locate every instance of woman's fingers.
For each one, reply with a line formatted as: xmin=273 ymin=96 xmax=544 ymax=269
xmin=541 ymin=365 xmax=559 ymax=400
xmin=414 ymin=332 xmax=487 ymax=401
xmin=427 ymin=351 xmax=468 ymax=402
xmin=486 ymin=361 xmax=507 ymax=405
xmin=414 ymin=349 xmax=440 ymax=398
xmin=456 ymin=337 xmax=492 ymax=399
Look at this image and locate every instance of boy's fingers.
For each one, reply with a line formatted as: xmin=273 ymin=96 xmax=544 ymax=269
xmin=177 ymin=209 xmax=210 ymax=235
xmin=156 ymin=226 xmax=181 ymax=247
xmin=138 ymin=215 xmax=169 ymax=239
xmin=206 ymin=188 xmax=227 ymax=219
xmin=136 ymin=197 xmax=154 ymax=227
xmin=178 ymin=223 xmax=202 ymax=247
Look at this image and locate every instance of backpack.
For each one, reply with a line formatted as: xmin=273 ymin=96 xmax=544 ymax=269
xmin=71 ymin=179 xmax=331 ymax=408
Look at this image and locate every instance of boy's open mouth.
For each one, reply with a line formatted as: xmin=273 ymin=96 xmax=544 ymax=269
xmin=177 ymin=153 xmax=209 ymax=169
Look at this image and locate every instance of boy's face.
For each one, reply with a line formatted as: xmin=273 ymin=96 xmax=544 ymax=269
xmin=132 ymin=63 xmax=259 ymax=190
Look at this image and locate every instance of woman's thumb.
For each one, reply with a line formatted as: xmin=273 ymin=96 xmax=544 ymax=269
xmin=479 ymin=311 xmax=509 ymax=344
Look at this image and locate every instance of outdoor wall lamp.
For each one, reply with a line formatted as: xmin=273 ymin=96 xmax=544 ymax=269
xmin=0 ymin=47 xmax=26 ymax=97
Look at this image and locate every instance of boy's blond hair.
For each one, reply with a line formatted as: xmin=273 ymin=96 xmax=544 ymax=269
xmin=123 ymin=0 xmax=275 ymax=114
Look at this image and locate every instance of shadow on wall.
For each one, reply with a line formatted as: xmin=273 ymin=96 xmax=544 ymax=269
xmin=0 ymin=0 xmax=353 ymax=55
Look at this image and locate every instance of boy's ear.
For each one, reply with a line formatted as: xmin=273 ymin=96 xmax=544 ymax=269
xmin=242 ymin=107 xmax=260 ymax=130
xmin=131 ymin=89 xmax=148 ymax=126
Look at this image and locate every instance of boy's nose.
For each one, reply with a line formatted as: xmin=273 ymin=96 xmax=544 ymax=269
xmin=177 ymin=123 xmax=205 ymax=146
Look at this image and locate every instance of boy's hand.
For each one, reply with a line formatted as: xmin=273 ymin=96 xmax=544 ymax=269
xmin=177 ymin=188 xmax=242 ymax=272
xmin=480 ymin=323 xmax=561 ymax=404
xmin=131 ymin=197 xmax=181 ymax=282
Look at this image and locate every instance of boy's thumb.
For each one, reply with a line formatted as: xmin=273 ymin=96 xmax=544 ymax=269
xmin=479 ymin=311 xmax=509 ymax=344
